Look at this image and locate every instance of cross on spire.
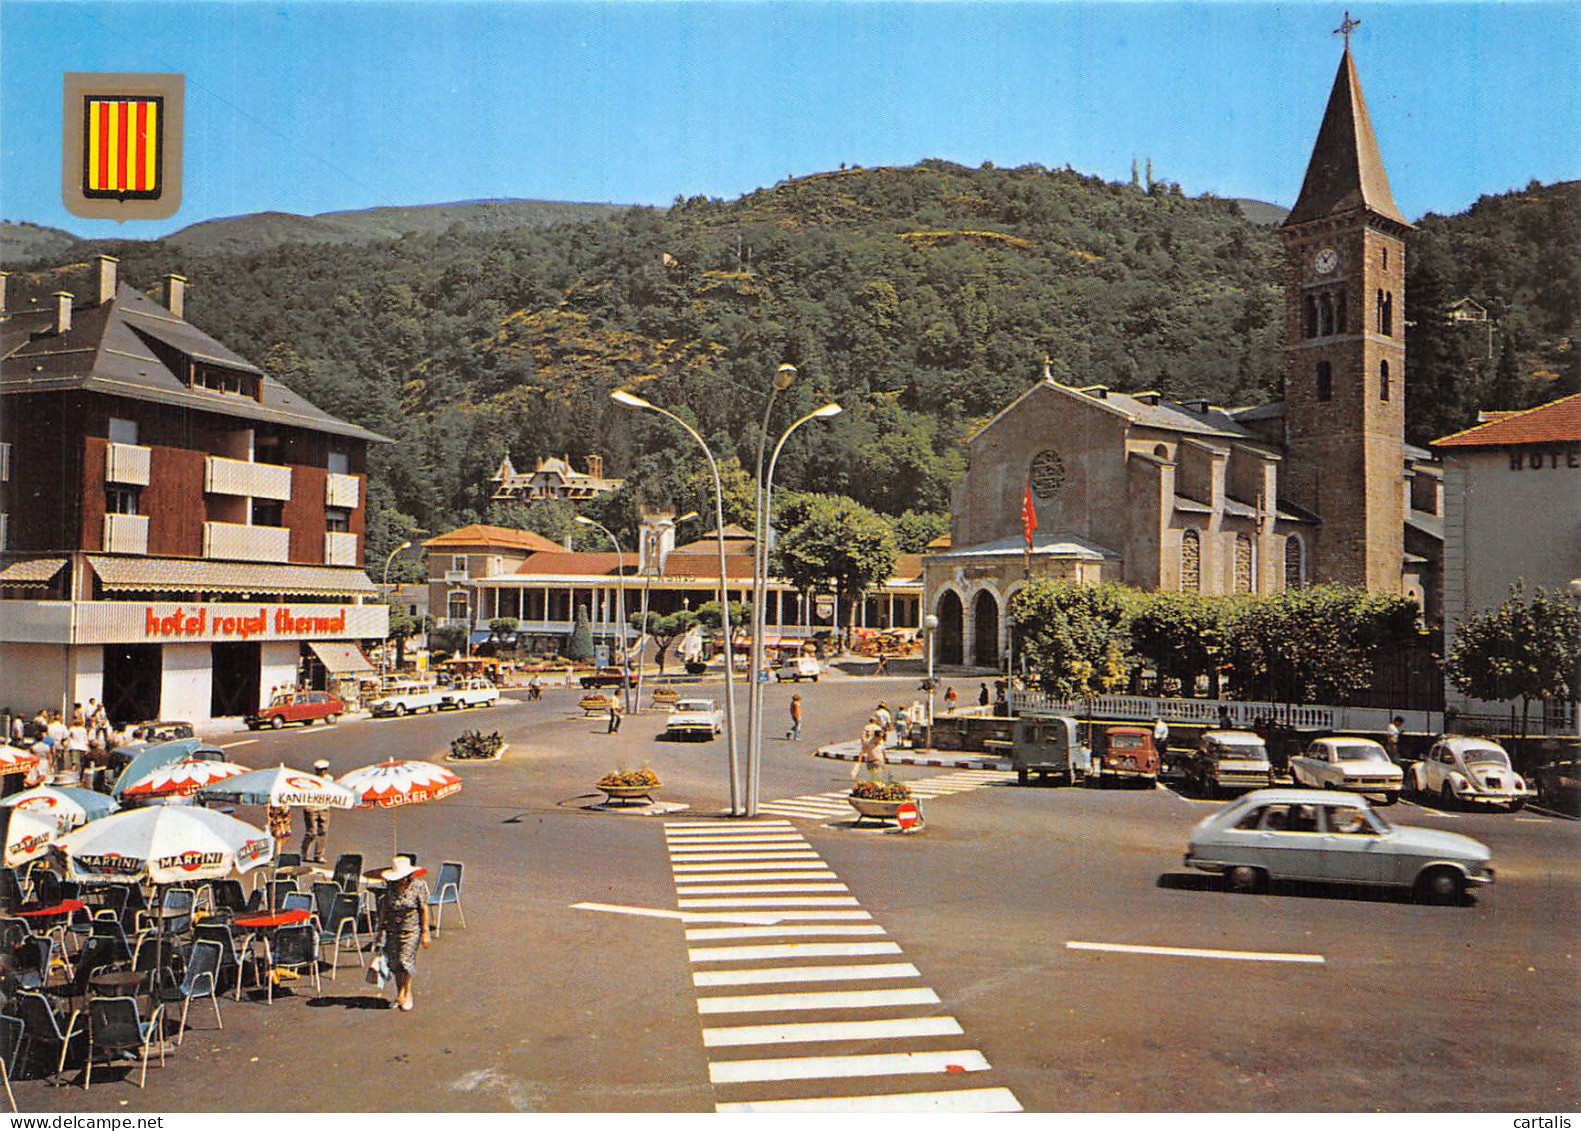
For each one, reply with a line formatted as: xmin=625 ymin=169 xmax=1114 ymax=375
xmin=1334 ymin=10 xmax=1361 ymax=49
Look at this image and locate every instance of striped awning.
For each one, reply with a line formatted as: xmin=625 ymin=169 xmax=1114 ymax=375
xmin=308 ymin=642 xmax=375 ymax=676
xmin=0 ymin=559 xmax=67 ymax=587
xmin=87 ymin=556 xmax=376 ymax=596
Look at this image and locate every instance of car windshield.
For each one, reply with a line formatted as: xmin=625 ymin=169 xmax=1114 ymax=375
xmin=1464 ymin=748 xmax=1511 ymax=770
xmin=1109 ymin=734 xmax=1144 ymax=749
xmin=675 ymin=700 xmax=713 ymax=712
xmin=1331 ymin=742 xmax=1389 ymax=763
xmin=1213 ymin=736 xmax=1266 ymax=754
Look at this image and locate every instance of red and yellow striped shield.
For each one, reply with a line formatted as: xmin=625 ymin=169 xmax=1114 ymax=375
xmin=83 ymin=96 xmax=164 ymax=199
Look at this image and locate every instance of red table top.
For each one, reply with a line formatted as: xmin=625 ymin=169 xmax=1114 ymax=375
xmin=16 ymin=898 xmax=86 ymax=919
xmin=232 ymin=908 xmax=311 ymax=930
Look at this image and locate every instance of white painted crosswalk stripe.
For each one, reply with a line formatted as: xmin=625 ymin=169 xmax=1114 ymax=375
xmin=678 ymin=896 xmax=859 ymax=908
xmin=667 ymin=821 xmax=795 ymax=831
xmin=670 ymin=853 xmax=822 ymax=862
xmin=694 ymin=963 xmax=920 ymax=987
xmin=677 ymin=883 xmax=850 ymax=895
xmin=688 ymin=941 xmax=903 ymax=963
xmin=675 ymin=871 xmax=838 ymax=883
xmin=715 ymin=1087 xmax=1023 ymax=1113
xmin=673 ymin=860 xmax=828 ymax=872
xmin=702 ymin=1016 xmax=964 ymax=1048
xmin=709 ymin=1048 xmax=990 ymax=1084
xmin=696 ymin=987 xmax=942 ymax=1014
xmin=685 ymin=924 xmax=888 ymax=941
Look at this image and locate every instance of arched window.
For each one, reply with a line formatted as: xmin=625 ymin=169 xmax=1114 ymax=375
xmin=1180 ymin=530 xmax=1201 ymax=593
xmin=1316 ymin=361 xmax=1332 ymax=401
xmin=1284 ymin=535 xmax=1306 ymax=590
xmin=1380 ymin=359 xmax=1390 ymax=402
xmin=1304 ymin=295 xmax=1318 ymax=339
xmin=1318 ymin=294 xmax=1334 ymax=337
xmin=1234 ymin=534 xmax=1254 ymax=594
xmin=1154 ymin=443 xmax=1169 ymax=459
xmin=1336 ymin=288 xmax=1347 ymax=333
xmin=1377 ymin=290 xmax=1394 ymax=336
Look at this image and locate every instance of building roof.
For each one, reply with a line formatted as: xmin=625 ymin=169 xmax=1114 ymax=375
xmin=1284 ymin=49 xmax=1410 ymax=228
xmin=0 ymin=558 xmax=67 ymax=587
xmin=2 ymin=280 xmax=388 ymax=445
xmin=423 ymin=525 xmax=565 ymax=553
xmin=511 ymin=551 xmax=633 ymax=577
xmin=1431 ymin=394 xmax=1581 ymax=449
xmin=87 ymin=555 xmax=377 ymax=595
xmin=924 ymin=531 xmax=1117 ymax=563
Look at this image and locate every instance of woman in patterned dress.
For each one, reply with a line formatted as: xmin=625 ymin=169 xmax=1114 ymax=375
xmin=376 ymin=856 xmax=431 ymax=1011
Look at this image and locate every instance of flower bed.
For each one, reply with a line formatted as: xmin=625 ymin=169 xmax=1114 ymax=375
xmin=449 ymin=729 xmax=504 ymax=760
xmin=850 ymin=778 xmax=911 ymax=802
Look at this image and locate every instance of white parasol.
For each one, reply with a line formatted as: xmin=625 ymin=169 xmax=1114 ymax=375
xmin=54 ymin=805 xmax=274 ymax=885
xmin=337 ymin=759 xmax=462 ymax=853
xmin=195 ymin=764 xmax=357 ymax=809
xmin=2 ymin=784 xmax=119 ymax=830
xmin=119 ymin=757 xmax=251 ymax=801
xmin=2 ymin=807 xmax=69 ymax=867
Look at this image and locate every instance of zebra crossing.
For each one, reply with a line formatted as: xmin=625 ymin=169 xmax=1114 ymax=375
xmin=665 ymin=818 xmax=1022 ymax=1113
xmin=756 ymin=768 xmax=1017 ymax=823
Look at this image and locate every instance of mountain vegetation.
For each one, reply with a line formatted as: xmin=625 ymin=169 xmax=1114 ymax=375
xmin=6 ymin=165 xmax=1575 ymax=574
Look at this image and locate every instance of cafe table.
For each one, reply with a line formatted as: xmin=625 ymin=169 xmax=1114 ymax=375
xmin=231 ymin=908 xmax=312 ymax=996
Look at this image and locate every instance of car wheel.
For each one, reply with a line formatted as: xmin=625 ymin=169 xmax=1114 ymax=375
xmin=1508 ymin=798 xmax=1524 ymax=813
xmin=812 ymin=675 xmax=819 ymax=682
xmin=1440 ymin=782 xmax=1456 ymax=809
xmin=1017 ymin=768 xmax=1029 ymax=786
xmin=1377 ymin=792 xmax=1399 ymax=806
xmin=395 ymin=704 xmax=408 ymax=718
xmin=1226 ymin=865 xmax=1265 ymax=894
xmin=271 ymin=715 xmax=284 ymax=730
xmin=1414 ymin=867 xmax=1464 ymax=906
xmin=327 ymin=714 xmax=340 ymax=725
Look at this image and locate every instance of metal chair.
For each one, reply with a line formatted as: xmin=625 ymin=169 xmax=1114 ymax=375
xmin=202 ymin=878 xmax=249 ymax=921
xmin=11 ymin=990 xmax=82 ymax=1087
xmin=193 ymin=922 xmax=251 ymax=1002
xmin=158 ymin=940 xmax=221 ymax=1045
xmin=83 ymin=996 xmax=164 ymax=1090
xmin=274 ymin=852 xmax=303 ymax=870
xmin=0 ymin=1012 xmax=20 ymax=1111
xmin=261 ymin=925 xmax=320 ymax=1003
xmin=10 ymin=934 xmax=54 ymax=991
xmin=426 ymin=861 xmax=466 ymax=937
xmin=330 ymin=853 xmax=363 ymax=894
xmin=280 ymin=891 xmax=314 ymax=917
xmin=264 ymin=878 xmax=296 ymax=913
xmin=0 ymin=870 xmax=23 ymax=914
xmin=316 ymin=892 xmax=364 ymax=978
xmin=45 ymin=934 xmax=127 ymax=1011
xmin=136 ymin=887 xmax=194 ymax=940
xmin=310 ymin=881 xmax=340 ymax=933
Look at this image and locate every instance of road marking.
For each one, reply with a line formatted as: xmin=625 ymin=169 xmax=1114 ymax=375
xmin=689 ymin=941 xmax=903 ymax=963
xmin=1514 ymin=816 xmax=1551 ymax=824
xmin=686 ymin=925 xmax=889 ymax=942
xmin=1067 ymin=940 xmax=1325 ymax=964
xmin=709 ymin=1048 xmax=990 ymax=1084
xmin=694 ymin=963 xmax=921 ymax=987
xmin=696 ymin=988 xmax=942 ymax=1014
xmin=664 ymin=834 xmax=808 ymax=844
xmin=677 ymin=884 xmax=851 ymax=896
xmin=675 ymin=871 xmax=838 ymax=883
xmin=715 ymin=1087 xmax=1023 ymax=1113
xmin=667 ymin=821 xmax=795 ymax=831
xmin=670 ymin=853 xmax=823 ymax=863
xmin=679 ymin=896 xmax=860 ymax=908
xmin=220 ymin=739 xmax=258 ymax=749
xmin=572 ymin=901 xmax=814 ymax=926
xmin=702 ymin=1016 xmax=964 ymax=1048
xmin=673 ymin=861 xmax=834 ymax=872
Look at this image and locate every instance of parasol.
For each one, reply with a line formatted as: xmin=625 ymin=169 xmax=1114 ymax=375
xmin=196 ymin=764 xmax=357 ymax=810
xmin=2 ymin=784 xmax=119 ymax=830
xmin=120 ymin=758 xmax=251 ymax=801
xmin=1 ymin=806 xmax=68 ymax=867
xmin=337 ymin=759 xmax=462 ymax=852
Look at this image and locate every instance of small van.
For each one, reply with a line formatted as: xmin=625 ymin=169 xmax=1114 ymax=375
xmin=775 ymin=656 xmax=821 ymax=682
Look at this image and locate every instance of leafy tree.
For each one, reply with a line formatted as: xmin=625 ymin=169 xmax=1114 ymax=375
xmin=1129 ymin=591 xmax=1230 ymax=696
xmin=1447 ymin=582 xmax=1580 ymax=749
xmin=893 ymin=509 xmax=950 ymax=553
xmin=489 ymin=617 xmax=519 ymax=638
xmin=696 ymin=600 xmax=752 ymax=643
xmin=631 ymin=609 xmax=698 ymax=674
xmin=1010 ymin=581 xmax=1134 ymax=698
xmin=429 ymin=624 xmax=466 ymax=658
xmin=771 ymin=494 xmax=898 ymax=643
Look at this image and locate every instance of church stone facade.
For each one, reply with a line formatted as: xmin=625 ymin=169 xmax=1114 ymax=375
xmin=924 ymin=45 xmax=1443 ymax=669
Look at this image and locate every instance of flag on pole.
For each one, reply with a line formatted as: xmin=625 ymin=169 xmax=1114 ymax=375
xmin=1022 ymin=478 xmax=1038 ymax=548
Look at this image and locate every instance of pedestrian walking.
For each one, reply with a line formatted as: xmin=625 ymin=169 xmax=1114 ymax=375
xmin=978 ymin=683 xmax=990 ymax=707
xmin=607 ymin=695 xmax=623 ymax=733
xmin=301 ymin=758 xmax=334 ymax=863
xmin=874 ymin=701 xmax=893 ymax=745
xmin=376 ymin=856 xmax=431 ymax=1011
xmin=944 ymin=685 xmax=958 ymax=713
xmin=266 ymin=803 xmax=293 ymax=853
xmin=1152 ymin=717 xmax=1169 ymax=748
xmin=1385 ymin=716 xmax=1405 ymax=762
xmin=852 ymin=717 xmax=888 ymax=780
xmin=874 ymin=653 xmax=889 ymax=676
xmin=787 ymin=693 xmax=803 ymax=741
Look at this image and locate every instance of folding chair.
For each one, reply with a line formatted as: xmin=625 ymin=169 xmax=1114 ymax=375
xmin=427 ymin=862 xmax=466 ymax=937
xmin=262 ymin=925 xmax=320 ymax=1004
xmin=83 ymin=996 xmax=164 ymax=1091
xmin=158 ymin=940 xmax=222 ymax=1045
xmin=0 ymin=1013 xmax=20 ymax=1112
xmin=193 ymin=922 xmax=250 ymax=1002
xmin=11 ymin=990 xmax=82 ymax=1087
xmin=316 ymin=892 xmax=365 ymax=978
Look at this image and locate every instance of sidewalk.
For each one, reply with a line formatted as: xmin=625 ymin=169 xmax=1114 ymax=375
xmin=814 ymin=738 xmax=1011 ymax=771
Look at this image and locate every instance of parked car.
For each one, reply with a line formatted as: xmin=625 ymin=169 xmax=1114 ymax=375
xmin=1008 ymin=714 xmax=1093 ymax=786
xmin=128 ymin=720 xmax=195 ymax=743
xmin=1184 ymin=730 xmax=1275 ymax=797
xmin=1404 ymin=736 xmax=1532 ymax=811
xmin=1531 ymin=758 xmax=1581 ymax=816
xmin=245 ymin=691 xmax=344 ymax=730
xmin=580 ymin=667 xmax=637 ymax=690
xmin=441 ymin=677 xmax=500 ymax=710
xmin=369 ymin=680 xmax=448 ymax=718
xmin=774 ymin=656 xmax=821 ymax=682
xmin=1091 ymin=725 xmax=1162 ymax=787
xmin=665 ymin=698 xmax=724 ymax=740
xmin=1183 ymin=788 xmax=1494 ymax=904
xmin=1289 ymin=736 xmax=1403 ymax=803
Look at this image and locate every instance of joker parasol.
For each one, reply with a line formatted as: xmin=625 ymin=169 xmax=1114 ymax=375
xmin=337 ymin=759 xmax=462 ymax=852
xmin=119 ymin=757 xmax=251 ymax=801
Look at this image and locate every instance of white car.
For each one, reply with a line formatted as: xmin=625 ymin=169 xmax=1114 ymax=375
xmin=1405 ymin=736 xmax=1532 ymax=811
xmin=774 ymin=656 xmax=820 ymax=682
xmin=1289 ymin=737 xmax=1403 ymax=803
xmin=666 ymin=698 xmax=724 ymax=740
xmin=441 ymin=677 xmax=500 ymax=710
xmin=369 ymin=679 xmax=448 ymax=718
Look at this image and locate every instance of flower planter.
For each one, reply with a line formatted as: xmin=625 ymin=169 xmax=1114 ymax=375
xmin=847 ymin=795 xmax=905 ymax=821
xmin=598 ymin=781 xmax=660 ymax=805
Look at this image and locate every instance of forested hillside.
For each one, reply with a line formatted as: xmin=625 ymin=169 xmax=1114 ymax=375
xmin=7 ymin=164 xmax=1576 ymax=572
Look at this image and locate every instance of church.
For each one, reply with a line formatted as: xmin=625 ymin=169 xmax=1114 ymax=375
xmin=923 ymin=41 xmax=1444 ymax=669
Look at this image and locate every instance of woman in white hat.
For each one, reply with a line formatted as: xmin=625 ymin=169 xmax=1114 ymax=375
xmin=377 ymin=856 xmax=431 ymax=1011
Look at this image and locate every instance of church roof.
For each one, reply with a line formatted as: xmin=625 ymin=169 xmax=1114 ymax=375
xmin=1284 ymin=49 xmax=1410 ymax=229
xmin=1431 ymin=393 xmax=1581 ymax=448
xmin=924 ymin=530 xmax=1116 ymax=563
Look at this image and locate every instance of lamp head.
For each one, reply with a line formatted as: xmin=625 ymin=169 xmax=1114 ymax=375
xmin=811 ymin=403 xmax=842 ymax=419
xmin=395 ymin=540 xmax=412 ymax=553
xmin=775 ymin=363 xmax=797 ymax=391
xmin=924 ymin=614 xmax=939 ymax=631
xmin=574 ymin=515 xmax=595 ymax=527
xmin=611 ymin=389 xmax=651 ymax=409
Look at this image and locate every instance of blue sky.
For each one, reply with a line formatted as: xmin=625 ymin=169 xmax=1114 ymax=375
xmin=3 ymin=2 xmax=1577 ymax=240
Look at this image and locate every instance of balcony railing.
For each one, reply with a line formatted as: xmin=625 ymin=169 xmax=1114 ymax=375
xmin=325 ymin=472 xmax=360 ymax=510
xmin=204 ymin=456 xmax=292 ymax=501
xmin=324 ymin=531 xmax=359 ymax=567
xmin=105 ymin=443 xmax=152 ymax=486
xmin=443 ymin=570 xmax=470 ymax=582
xmin=102 ymin=513 xmax=149 ymax=555
xmin=203 ymin=521 xmax=290 ymax=563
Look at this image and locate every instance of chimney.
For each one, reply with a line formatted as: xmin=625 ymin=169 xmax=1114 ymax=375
xmin=53 ymin=291 xmax=74 ymax=335
xmin=586 ymin=454 xmax=604 ymax=480
xmin=1185 ymin=399 xmax=1211 ymax=414
xmin=162 ymin=274 xmax=187 ymax=320
xmin=95 ymin=254 xmax=119 ymax=305
xmin=0 ymin=272 xmax=8 ymax=314
xmin=1134 ymin=391 xmax=1161 ymax=406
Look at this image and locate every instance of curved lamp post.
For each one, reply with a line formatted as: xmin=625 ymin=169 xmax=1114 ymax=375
xmin=922 ymin=613 xmax=940 ymax=750
xmin=612 ymin=389 xmax=745 ymax=815
xmin=634 ymin=510 xmax=698 ymax=715
xmin=575 ymin=515 xmax=630 ymax=712
xmin=379 ymin=540 xmax=413 ymax=682
xmin=745 ymin=400 xmax=842 ymax=815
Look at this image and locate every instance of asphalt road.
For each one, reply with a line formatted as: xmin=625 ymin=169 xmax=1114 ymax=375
xmin=12 ymin=674 xmax=1579 ymax=1112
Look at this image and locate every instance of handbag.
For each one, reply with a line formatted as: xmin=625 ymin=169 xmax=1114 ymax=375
xmin=365 ymin=953 xmax=389 ymax=989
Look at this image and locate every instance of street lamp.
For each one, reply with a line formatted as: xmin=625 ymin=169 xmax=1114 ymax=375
xmin=923 ymin=612 xmax=940 ymax=749
xmin=745 ymin=400 xmax=843 ymax=815
xmin=635 ymin=510 xmax=697 ymax=715
xmin=575 ymin=515 xmax=630 ymax=711
xmin=379 ymin=540 xmax=413 ymax=681
xmin=613 ymin=388 xmax=746 ymax=815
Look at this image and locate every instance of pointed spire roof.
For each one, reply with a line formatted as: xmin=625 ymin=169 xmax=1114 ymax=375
xmin=1284 ymin=49 xmax=1410 ymax=228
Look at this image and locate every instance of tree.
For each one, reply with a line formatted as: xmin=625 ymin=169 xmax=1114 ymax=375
xmin=631 ymin=609 xmax=698 ymax=674
xmin=567 ymin=605 xmax=595 ymax=662
xmin=429 ymin=624 xmax=466 ymax=658
xmin=771 ymin=494 xmax=899 ymax=644
xmin=893 ymin=509 xmax=950 ymax=553
xmin=1129 ymin=591 xmax=1230 ymax=696
xmin=1010 ymin=581 xmax=1134 ymax=699
xmin=1447 ymin=582 xmax=1580 ymax=755
xmin=489 ymin=617 xmax=519 ymax=639
xmin=384 ymin=602 xmax=433 ymax=670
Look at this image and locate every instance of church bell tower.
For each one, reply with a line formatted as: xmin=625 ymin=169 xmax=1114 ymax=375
xmin=1279 ymin=29 xmax=1412 ymax=594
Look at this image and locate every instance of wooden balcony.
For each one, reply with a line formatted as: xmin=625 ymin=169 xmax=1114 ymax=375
xmin=105 ymin=443 xmax=152 ymax=486
xmin=204 ymin=456 xmax=292 ymax=500
xmin=102 ymin=513 xmax=149 ymax=555
xmin=202 ymin=521 xmax=290 ymax=563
